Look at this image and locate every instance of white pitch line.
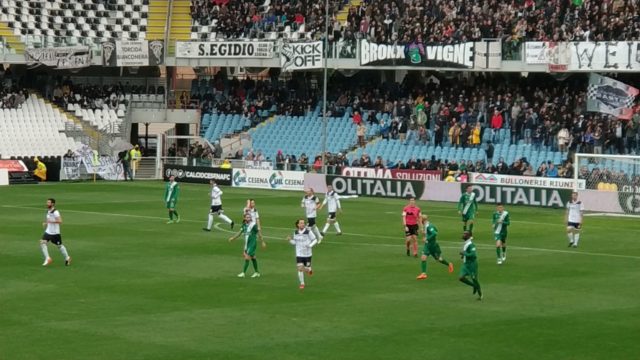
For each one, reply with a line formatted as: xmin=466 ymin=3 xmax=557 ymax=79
xmin=4 ymin=204 xmax=640 ymax=260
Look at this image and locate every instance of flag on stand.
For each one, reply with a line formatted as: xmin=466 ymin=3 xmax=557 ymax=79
xmin=587 ymin=74 xmax=639 ymax=120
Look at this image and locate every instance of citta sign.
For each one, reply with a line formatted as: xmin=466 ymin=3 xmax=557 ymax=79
xmin=360 ymin=40 xmax=475 ymax=68
xmin=280 ymin=41 xmax=323 ymax=71
xmin=463 ymin=183 xmax=571 ymax=208
xmin=326 ymin=175 xmax=425 ymax=199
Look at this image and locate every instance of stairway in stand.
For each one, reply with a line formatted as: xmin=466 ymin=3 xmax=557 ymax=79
xmin=147 ymin=0 xmax=170 ymax=40
xmin=168 ymin=0 xmax=192 ymax=56
xmin=0 ymin=21 xmax=24 ymax=54
xmin=336 ymin=0 xmax=362 ymax=24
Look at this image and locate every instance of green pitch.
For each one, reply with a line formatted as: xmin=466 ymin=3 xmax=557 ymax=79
xmin=1 ymin=182 xmax=639 ymax=360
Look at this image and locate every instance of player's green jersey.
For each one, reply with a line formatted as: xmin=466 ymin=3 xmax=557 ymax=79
xmin=461 ymin=240 xmax=477 ymax=264
xmin=458 ymin=192 xmax=478 ymax=216
xmin=424 ymin=223 xmax=438 ymax=244
xmin=492 ymin=210 xmax=510 ymax=237
xmin=164 ymin=181 xmax=180 ymax=203
xmin=242 ymin=222 xmax=259 ymax=256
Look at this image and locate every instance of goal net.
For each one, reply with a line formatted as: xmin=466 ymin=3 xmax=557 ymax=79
xmin=574 ymin=153 xmax=640 ymax=215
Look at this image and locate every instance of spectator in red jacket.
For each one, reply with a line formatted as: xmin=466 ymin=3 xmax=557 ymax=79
xmin=352 ymin=110 xmax=362 ymax=125
xmin=490 ymin=109 xmax=503 ymax=143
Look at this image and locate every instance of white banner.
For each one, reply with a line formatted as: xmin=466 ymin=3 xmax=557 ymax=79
xmin=280 ymin=41 xmax=323 ymax=71
xmin=103 ymin=40 xmax=149 ymax=66
xmin=474 ymin=40 xmax=502 ymax=69
xmin=25 ymin=46 xmax=92 ymax=69
xmin=469 ymin=172 xmax=585 ymax=190
xmin=524 ymin=42 xmax=550 ymax=64
xmin=176 ymin=41 xmax=275 ymax=59
xmin=543 ymin=41 xmax=640 ymax=72
xmin=232 ymin=169 xmax=305 ymax=191
xmin=75 ymin=145 xmax=122 ymax=180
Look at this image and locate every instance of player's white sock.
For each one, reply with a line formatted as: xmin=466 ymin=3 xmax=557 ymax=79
xmin=567 ymin=233 xmax=574 ymax=244
xmin=334 ymin=222 xmax=341 ymax=233
xmin=207 ymin=214 xmax=214 ymax=230
xmin=573 ymin=233 xmax=580 ymax=246
xmin=297 ymin=271 xmax=305 ymax=285
xmin=322 ymin=223 xmax=330 ymax=233
xmin=40 ymin=243 xmax=50 ymax=259
xmin=59 ymin=245 xmax=70 ymax=260
xmin=218 ymin=214 xmax=233 ymax=224
xmin=313 ymin=226 xmax=323 ymax=239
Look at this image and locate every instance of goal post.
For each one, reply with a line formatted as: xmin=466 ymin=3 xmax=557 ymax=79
xmin=574 ymin=153 xmax=640 ymax=215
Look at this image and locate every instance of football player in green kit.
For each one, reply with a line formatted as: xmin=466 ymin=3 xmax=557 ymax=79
xmin=417 ymin=215 xmax=454 ymax=280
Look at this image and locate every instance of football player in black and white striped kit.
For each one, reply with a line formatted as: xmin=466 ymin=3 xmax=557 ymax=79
xmin=319 ymin=185 xmax=343 ymax=236
xmin=202 ymin=180 xmax=234 ymax=232
xmin=40 ymin=198 xmax=72 ymax=266
xmin=301 ymin=188 xmax=323 ymax=243
xmin=287 ymin=219 xmax=318 ymax=289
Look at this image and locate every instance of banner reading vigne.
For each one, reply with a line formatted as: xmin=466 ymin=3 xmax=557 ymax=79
xmin=469 ymin=172 xmax=585 ymax=190
xmin=360 ymin=40 xmax=475 ymax=68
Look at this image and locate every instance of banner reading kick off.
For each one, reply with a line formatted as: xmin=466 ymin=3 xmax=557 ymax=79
xmin=280 ymin=41 xmax=323 ymax=72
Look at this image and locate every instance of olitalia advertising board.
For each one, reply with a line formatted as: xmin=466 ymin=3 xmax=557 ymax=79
xmin=232 ymin=169 xmax=305 ymax=191
xmin=462 ymin=183 xmax=572 ymax=208
xmin=325 ymin=175 xmax=425 ymax=199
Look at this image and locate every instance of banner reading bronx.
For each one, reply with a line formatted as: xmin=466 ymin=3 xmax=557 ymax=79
xmin=326 ymin=175 xmax=425 ymax=199
xmin=280 ymin=41 xmax=323 ymax=72
xmin=587 ymin=73 xmax=639 ymax=120
xmin=462 ymin=183 xmax=572 ymax=208
xmin=360 ymin=40 xmax=478 ymax=68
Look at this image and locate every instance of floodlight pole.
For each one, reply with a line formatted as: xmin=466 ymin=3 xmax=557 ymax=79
xmin=321 ymin=0 xmax=329 ymax=173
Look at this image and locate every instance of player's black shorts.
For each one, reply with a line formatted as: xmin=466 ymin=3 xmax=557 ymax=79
xmin=307 ymin=217 xmax=316 ymax=227
xmin=328 ymin=212 xmax=336 ymax=220
xmin=405 ymin=224 xmax=419 ymax=236
xmin=296 ymin=256 xmax=312 ymax=267
xmin=42 ymin=233 xmax=62 ymax=245
xmin=567 ymin=222 xmax=581 ymax=229
xmin=210 ymin=205 xmax=223 ymax=214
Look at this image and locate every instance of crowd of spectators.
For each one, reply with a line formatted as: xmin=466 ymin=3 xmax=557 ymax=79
xmin=199 ymin=71 xmax=640 ymax=183
xmin=189 ymin=0 xmax=640 ymax=58
xmin=0 ymin=70 xmax=28 ymax=109
xmin=191 ymin=71 xmax=319 ymax=122
xmin=190 ymin=0 xmax=343 ymax=40
xmin=48 ymin=78 xmax=163 ymax=111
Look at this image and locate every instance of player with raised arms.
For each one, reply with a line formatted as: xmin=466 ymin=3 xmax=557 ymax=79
xmin=458 ymin=185 xmax=478 ymax=232
xmin=287 ymin=219 xmax=319 ymax=289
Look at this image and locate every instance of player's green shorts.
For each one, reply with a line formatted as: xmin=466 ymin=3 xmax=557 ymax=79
xmin=494 ymin=232 xmax=507 ymax=242
xmin=462 ymin=213 xmax=475 ymax=222
xmin=166 ymin=200 xmax=177 ymax=209
xmin=422 ymin=242 xmax=442 ymax=258
xmin=460 ymin=261 xmax=478 ymax=277
xmin=244 ymin=240 xmax=257 ymax=257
